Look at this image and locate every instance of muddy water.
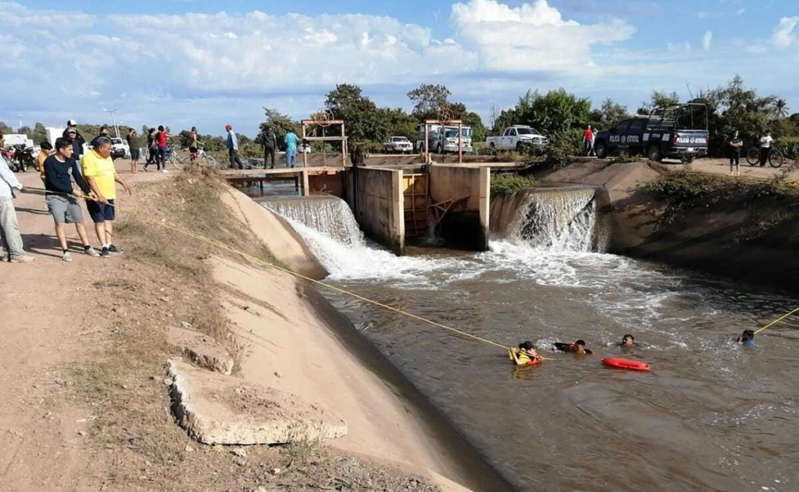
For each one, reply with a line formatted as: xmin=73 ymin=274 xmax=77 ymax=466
xmin=264 ymin=201 xmax=799 ymax=491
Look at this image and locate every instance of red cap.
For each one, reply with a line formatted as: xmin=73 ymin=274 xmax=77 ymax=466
xmin=225 ymin=124 xmax=232 ymax=130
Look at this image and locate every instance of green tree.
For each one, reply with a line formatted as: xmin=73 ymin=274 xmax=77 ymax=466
xmin=595 ymin=98 xmax=630 ymax=129
xmin=324 ymin=84 xmax=386 ymax=143
xmin=32 ymin=122 xmax=47 ymax=144
xmin=259 ymin=107 xmax=300 ymax=144
xmin=407 ymin=83 xmax=451 ymax=119
xmin=0 ymin=121 xmax=13 ymax=135
xmin=512 ymin=89 xmax=591 ymax=135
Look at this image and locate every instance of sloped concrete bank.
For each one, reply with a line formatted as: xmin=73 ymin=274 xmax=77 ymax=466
xmin=540 ymin=160 xmax=799 ymax=292
xmin=206 ymin=187 xmax=513 ymax=491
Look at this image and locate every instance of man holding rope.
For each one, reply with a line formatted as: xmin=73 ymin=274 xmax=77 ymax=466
xmin=81 ymin=136 xmax=132 ymax=257
xmin=43 ymin=137 xmax=100 ymax=261
xmin=0 ymin=134 xmax=34 ymax=263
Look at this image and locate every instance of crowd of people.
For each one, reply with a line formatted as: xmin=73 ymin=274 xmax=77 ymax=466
xmin=0 ymin=120 xmax=131 ymax=263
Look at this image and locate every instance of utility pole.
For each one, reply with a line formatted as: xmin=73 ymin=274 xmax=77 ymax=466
xmin=103 ymin=108 xmax=120 ymax=138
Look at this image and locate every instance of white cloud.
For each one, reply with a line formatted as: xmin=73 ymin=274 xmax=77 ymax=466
xmin=702 ymin=31 xmax=712 ymax=51
xmin=450 ymin=0 xmax=635 ymax=72
xmin=773 ymin=16 xmax=798 ymax=48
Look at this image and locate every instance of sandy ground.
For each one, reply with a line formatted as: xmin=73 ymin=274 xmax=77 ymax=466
xmin=673 ymin=157 xmax=799 ymax=180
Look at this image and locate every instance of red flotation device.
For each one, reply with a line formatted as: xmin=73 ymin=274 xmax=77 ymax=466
xmin=525 ymin=358 xmax=542 ymax=367
xmin=602 ymin=357 xmax=650 ymax=372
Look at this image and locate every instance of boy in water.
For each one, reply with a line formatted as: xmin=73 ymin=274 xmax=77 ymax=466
xmin=736 ymin=330 xmax=755 ymax=347
xmin=554 ymin=339 xmax=592 ymax=355
xmin=620 ymin=334 xmax=636 ymax=347
xmin=509 ymin=341 xmax=542 ymax=366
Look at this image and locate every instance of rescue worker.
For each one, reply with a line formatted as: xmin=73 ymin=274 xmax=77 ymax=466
xmin=554 ymin=339 xmax=592 ymax=355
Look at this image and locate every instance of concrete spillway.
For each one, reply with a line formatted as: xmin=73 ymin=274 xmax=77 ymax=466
xmin=490 ymin=186 xmax=608 ymax=252
xmin=260 ymin=195 xmax=364 ymax=246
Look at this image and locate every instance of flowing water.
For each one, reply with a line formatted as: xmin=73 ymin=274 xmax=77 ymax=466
xmin=261 ymin=194 xmax=799 ymax=491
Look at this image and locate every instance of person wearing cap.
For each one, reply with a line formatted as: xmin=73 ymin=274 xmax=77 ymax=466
xmin=63 ymin=120 xmax=86 ymax=160
xmin=225 ymin=124 xmax=244 ymax=169
xmin=81 ymin=136 xmax=132 ymax=256
xmin=0 ymin=134 xmax=34 ymax=262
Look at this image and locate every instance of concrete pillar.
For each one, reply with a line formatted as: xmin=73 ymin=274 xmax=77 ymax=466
xmin=391 ymin=170 xmax=405 ymax=255
xmin=479 ymin=167 xmax=490 ymax=251
xmin=302 ymin=170 xmax=310 ymax=197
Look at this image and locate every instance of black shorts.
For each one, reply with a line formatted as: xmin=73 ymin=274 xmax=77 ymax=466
xmin=130 ymin=148 xmax=140 ymax=160
xmin=87 ymin=199 xmax=116 ymax=223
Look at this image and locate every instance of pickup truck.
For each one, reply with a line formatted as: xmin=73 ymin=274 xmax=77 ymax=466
xmin=593 ymin=104 xmax=708 ymax=162
xmin=486 ymin=125 xmax=548 ymax=152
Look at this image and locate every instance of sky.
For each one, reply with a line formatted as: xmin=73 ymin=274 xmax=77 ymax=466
xmin=1 ymin=0 xmax=797 ymax=136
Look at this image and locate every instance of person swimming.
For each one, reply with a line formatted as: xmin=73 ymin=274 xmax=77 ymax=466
xmin=736 ymin=329 xmax=755 ymax=346
xmin=620 ymin=334 xmax=636 ymax=347
xmin=554 ymin=339 xmax=592 ymax=355
xmin=509 ymin=341 xmax=542 ymax=366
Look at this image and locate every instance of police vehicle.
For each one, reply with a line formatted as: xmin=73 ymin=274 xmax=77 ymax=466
xmin=593 ymin=103 xmax=709 ymax=162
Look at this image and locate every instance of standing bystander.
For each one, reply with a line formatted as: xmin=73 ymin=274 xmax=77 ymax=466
xmin=759 ymin=131 xmax=774 ymax=167
xmin=261 ymin=126 xmax=277 ymax=169
xmin=126 ymin=128 xmax=141 ymax=174
xmin=225 ymin=124 xmax=244 ymax=169
xmin=156 ymin=125 xmax=168 ymax=172
xmin=81 ymin=136 xmax=132 ymax=257
xmin=63 ymin=120 xmax=85 ymax=161
xmin=0 ymin=134 xmax=34 ymax=262
xmin=583 ymin=125 xmax=593 ymax=156
xmin=728 ymin=130 xmax=743 ymax=176
xmin=44 ymin=137 xmax=100 ymax=261
xmin=284 ymin=129 xmax=299 ymax=168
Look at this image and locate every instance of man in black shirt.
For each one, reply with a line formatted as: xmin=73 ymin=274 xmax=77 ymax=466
xmin=44 ymin=137 xmax=99 ymax=261
xmin=261 ymin=127 xmax=278 ymax=168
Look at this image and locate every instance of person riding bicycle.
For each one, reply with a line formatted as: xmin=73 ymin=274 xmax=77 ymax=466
xmin=759 ymin=131 xmax=774 ymax=167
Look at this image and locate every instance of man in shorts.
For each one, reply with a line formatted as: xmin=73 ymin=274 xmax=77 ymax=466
xmin=44 ymin=138 xmax=100 ymax=261
xmin=81 ymin=136 xmax=132 ymax=257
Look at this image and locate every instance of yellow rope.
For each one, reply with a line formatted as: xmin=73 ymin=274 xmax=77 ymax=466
xmin=755 ymin=307 xmax=799 ymax=335
xmin=149 ymin=220 xmax=513 ymax=350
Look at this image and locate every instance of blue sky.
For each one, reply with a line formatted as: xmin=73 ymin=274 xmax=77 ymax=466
xmin=1 ymin=0 xmax=797 ymax=136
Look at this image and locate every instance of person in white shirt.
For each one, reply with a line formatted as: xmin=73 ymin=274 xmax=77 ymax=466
xmin=0 ymin=135 xmax=34 ymax=262
xmin=759 ymin=131 xmax=774 ymax=167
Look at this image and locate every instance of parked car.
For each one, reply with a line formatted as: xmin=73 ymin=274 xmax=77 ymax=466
xmin=110 ymin=137 xmax=130 ymax=160
xmin=383 ymin=136 xmax=413 ymax=153
xmin=486 ymin=126 xmax=548 ymax=152
xmin=593 ymin=104 xmax=709 ymax=162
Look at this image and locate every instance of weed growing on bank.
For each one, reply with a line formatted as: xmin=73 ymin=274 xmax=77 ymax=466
xmin=637 ymin=171 xmax=799 ymax=238
xmin=491 ymin=174 xmax=536 ymax=195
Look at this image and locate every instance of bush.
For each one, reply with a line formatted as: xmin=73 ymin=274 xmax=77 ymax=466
xmin=491 ymin=174 xmax=536 ymax=195
xmin=543 ymin=130 xmax=582 ymax=167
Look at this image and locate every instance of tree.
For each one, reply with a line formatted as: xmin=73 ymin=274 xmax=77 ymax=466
xmin=32 ymin=122 xmax=47 ymax=144
xmin=324 ymin=84 xmax=386 ymax=143
xmin=511 ymin=89 xmax=591 ymax=135
xmin=0 ymin=121 xmax=12 ymax=135
xmin=596 ymin=98 xmax=630 ymax=128
xmin=407 ymin=84 xmax=451 ymax=119
xmin=259 ymin=107 xmax=299 ymax=141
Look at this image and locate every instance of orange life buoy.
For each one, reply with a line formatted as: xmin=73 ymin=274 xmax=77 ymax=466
xmin=602 ymin=357 xmax=650 ymax=372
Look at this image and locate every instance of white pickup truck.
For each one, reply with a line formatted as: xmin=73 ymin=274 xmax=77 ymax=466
xmin=486 ymin=125 xmax=548 ymax=151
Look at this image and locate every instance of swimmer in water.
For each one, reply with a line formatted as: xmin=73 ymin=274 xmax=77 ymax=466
xmin=620 ymin=334 xmax=636 ymax=347
xmin=736 ymin=329 xmax=755 ymax=346
xmin=509 ymin=341 xmax=542 ymax=366
xmin=554 ymin=339 xmax=592 ymax=355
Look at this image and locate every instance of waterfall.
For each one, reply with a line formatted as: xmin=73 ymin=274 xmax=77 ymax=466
xmin=491 ymin=187 xmax=604 ymax=252
xmin=260 ymin=195 xmax=365 ymax=246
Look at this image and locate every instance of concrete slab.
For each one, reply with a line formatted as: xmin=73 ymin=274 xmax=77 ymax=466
xmin=167 ymin=359 xmax=347 ymax=446
xmin=168 ymin=326 xmax=235 ymax=375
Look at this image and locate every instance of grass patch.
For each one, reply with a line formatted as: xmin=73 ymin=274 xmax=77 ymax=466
xmin=637 ymin=170 xmax=799 ymax=235
xmin=491 ymin=174 xmax=536 ymax=196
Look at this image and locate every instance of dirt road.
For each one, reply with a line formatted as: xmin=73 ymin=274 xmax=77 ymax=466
xmin=682 ymin=157 xmax=799 ymax=181
xmin=0 ymin=165 xmax=164 ymax=490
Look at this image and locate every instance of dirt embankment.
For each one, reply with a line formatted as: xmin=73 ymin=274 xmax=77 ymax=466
xmin=540 ymin=159 xmax=799 ymax=291
xmin=1 ymin=164 xmax=508 ymax=491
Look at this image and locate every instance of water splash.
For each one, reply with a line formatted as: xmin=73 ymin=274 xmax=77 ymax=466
xmin=261 ymin=196 xmax=364 ymax=246
xmin=492 ymin=187 xmax=601 ymax=252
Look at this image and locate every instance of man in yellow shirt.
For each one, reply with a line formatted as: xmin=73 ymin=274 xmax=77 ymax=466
xmin=81 ymin=137 xmax=132 ymax=257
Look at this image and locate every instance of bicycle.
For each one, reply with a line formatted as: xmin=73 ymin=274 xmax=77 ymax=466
xmin=746 ymin=146 xmax=785 ymax=168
